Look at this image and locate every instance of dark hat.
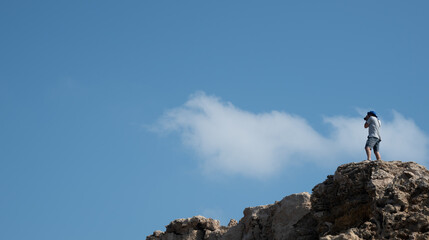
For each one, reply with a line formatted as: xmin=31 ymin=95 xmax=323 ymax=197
xmin=367 ymin=111 xmax=377 ymax=117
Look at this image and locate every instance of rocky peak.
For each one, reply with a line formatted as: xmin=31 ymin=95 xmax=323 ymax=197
xmin=147 ymin=160 xmax=429 ymax=240
xmin=313 ymin=160 xmax=429 ymax=239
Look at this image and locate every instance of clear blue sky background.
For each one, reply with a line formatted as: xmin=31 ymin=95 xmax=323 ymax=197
xmin=1 ymin=1 xmax=429 ymax=240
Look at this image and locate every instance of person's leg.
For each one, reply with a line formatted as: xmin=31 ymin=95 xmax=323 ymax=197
xmin=374 ymin=140 xmax=381 ymax=160
xmin=365 ymin=137 xmax=376 ymax=160
xmin=365 ymin=147 xmax=372 ymax=160
xmin=375 ymin=151 xmax=381 ymax=160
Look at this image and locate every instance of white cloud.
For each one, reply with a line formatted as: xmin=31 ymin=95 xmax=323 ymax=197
xmin=155 ymin=92 xmax=429 ymax=178
xmin=382 ymin=111 xmax=429 ymax=162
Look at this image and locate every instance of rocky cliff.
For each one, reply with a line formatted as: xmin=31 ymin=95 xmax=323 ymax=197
xmin=147 ymin=160 xmax=429 ymax=240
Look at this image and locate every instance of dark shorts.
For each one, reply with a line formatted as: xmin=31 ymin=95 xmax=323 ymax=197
xmin=365 ymin=137 xmax=381 ymax=152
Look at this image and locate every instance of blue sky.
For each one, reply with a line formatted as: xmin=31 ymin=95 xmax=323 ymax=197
xmin=1 ymin=1 xmax=429 ymax=239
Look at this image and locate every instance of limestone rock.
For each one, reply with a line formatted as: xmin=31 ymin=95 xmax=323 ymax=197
xmin=147 ymin=160 xmax=429 ymax=240
xmin=147 ymin=216 xmax=227 ymax=240
xmin=147 ymin=193 xmax=312 ymax=240
xmin=238 ymin=193 xmax=312 ymax=240
xmin=320 ymin=229 xmax=362 ymax=240
xmin=312 ymin=160 xmax=429 ymax=239
xmin=165 ymin=216 xmax=220 ymax=235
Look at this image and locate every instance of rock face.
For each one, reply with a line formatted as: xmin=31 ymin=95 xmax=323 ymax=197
xmin=147 ymin=160 xmax=429 ymax=240
xmin=146 ymin=216 xmax=229 ymax=240
xmin=314 ymin=160 xmax=429 ymax=239
xmin=147 ymin=194 xmax=312 ymax=240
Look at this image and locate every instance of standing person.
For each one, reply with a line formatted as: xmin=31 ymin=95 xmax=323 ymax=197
xmin=364 ymin=111 xmax=382 ymax=160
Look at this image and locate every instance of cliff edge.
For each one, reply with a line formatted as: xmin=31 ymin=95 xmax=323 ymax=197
xmin=147 ymin=160 xmax=429 ymax=240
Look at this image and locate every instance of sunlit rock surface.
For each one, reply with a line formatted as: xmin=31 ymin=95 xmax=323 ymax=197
xmin=147 ymin=160 xmax=429 ymax=240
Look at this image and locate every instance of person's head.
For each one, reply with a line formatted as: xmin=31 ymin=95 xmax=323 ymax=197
xmin=364 ymin=111 xmax=377 ymax=120
xmin=367 ymin=111 xmax=377 ymax=118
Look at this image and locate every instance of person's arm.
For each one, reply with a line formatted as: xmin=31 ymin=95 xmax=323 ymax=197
xmin=365 ymin=116 xmax=376 ymax=128
xmin=364 ymin=115 xmax=370 ymax=128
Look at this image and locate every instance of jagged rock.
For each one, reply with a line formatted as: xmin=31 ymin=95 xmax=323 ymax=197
xmin=166 ymin=216 xmax=220 ymax=235
xmin=147 ymin=216 xmax=227 ymax=240
xmin=312 ymin=160 xmax=429 ymax=239
xmin=320 ymin=229 xmax=362 ymax=240
xmin=147 ymin=193 xmax=311 ymax=240
xmin=238 ymin=193 xmax=312 ymax=240
xmin=147 ymin=160 xmax=429 ymax=240
xmin=228 ymin=219 xmax=238 ymax=227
